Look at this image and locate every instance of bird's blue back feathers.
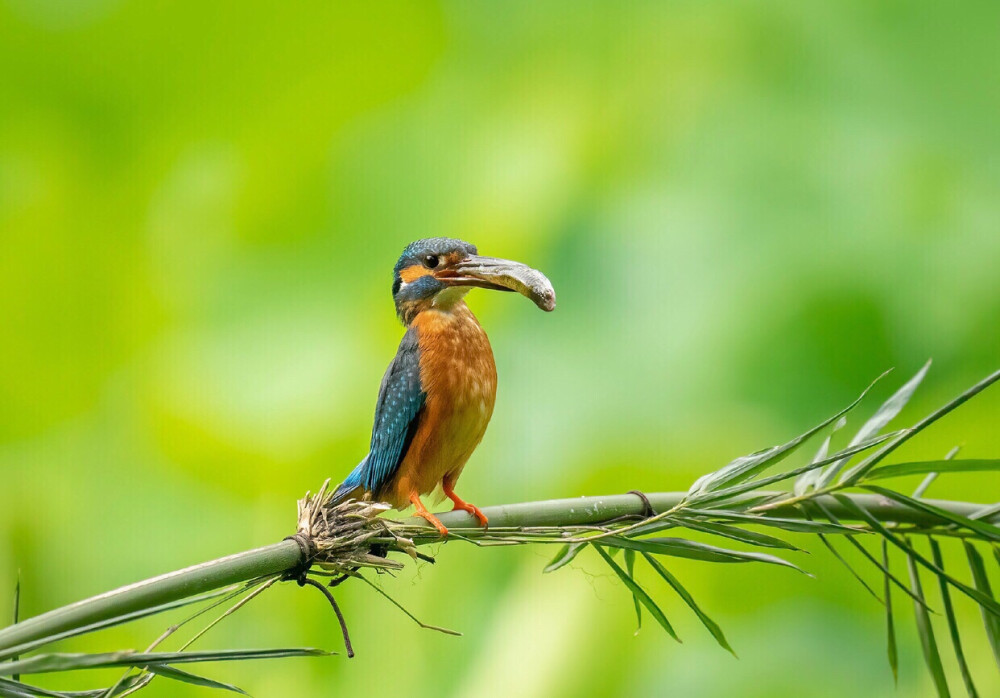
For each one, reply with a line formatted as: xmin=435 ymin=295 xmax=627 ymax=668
xmin=332 ymin=327 xmax=426 ymax=503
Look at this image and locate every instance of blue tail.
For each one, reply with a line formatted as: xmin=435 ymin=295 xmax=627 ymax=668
xmin=331 ymin=456 xmax=367 ymax=503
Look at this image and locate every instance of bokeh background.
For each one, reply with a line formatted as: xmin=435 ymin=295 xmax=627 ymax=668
xmin=2 ymin=1 xmax=999 ymax=696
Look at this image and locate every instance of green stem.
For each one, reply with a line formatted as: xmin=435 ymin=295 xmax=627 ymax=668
xmin=407 ymin=492 xmax=1000 ymax=531
xmin=0 ymin=492 xmax=995 ymax=654
xmin=0 ymin=544 xmax=299 ymax=655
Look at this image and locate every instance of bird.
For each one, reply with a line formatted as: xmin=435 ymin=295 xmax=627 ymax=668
xmin=331 ymin=237 xmax=555 ymax=536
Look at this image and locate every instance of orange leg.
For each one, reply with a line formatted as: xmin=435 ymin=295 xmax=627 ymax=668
xmin=442 ymin=477 xmax=489 ymax=528
xmin=409 ymin=492 xmax=449 ymax=537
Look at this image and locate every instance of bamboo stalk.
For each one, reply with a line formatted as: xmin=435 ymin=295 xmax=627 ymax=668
xmin=422 ymin=492 xmax=1000 ymax=530
xmin=0 ymin=544 xmax=300 ymax=655
xmin=0 ymin=491 xmax=995 ymax=654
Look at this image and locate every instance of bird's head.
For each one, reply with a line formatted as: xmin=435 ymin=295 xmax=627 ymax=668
xmin=391 ymin=237 xmax=556 ymax=324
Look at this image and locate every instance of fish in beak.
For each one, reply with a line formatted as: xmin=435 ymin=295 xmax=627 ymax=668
xmin=436 ymin=255 xmax=556 ymax=312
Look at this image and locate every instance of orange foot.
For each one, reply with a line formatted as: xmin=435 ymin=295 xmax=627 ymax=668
xmin=443 ymin=480 xmax=489 ymax=528
xmin=409 ymin=492 xmax=449 ymax=537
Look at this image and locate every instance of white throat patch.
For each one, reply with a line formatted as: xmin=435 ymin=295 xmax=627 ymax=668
xmin=433 ymin=286 xmax=471 ymax=310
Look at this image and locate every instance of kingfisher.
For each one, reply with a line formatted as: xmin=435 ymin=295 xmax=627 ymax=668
xmin=331 ymin=238 xmax=555 ymax=536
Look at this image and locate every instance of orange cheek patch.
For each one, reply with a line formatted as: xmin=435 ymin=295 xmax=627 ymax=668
xmin=400 ymin=264 xmax=433 ymax=283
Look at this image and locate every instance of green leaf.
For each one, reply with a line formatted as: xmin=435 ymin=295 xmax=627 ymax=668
xmin=599 ymin=536 xmax=808 ymax=574
xmin=0 ymin=675 xmax=144 ymax=697
xmin=543 ymin=543 xmax=586 ymax=573
xmin=683 ymin=509 xmax=859 ymax=535
xmin=0 ymin=679 xmax=35 ymax=698
xmin=146 ymin=665 xmax=248 ymax=695
xmin=883 ymin=540 xmax=898 ymax=685
xmin=0 ymin=653 xmax=134 ymax=676
xmin=0 ymin=587 xmax=245 ymax=661
xmin=969 ymin=503 xmax=1000 ymax=523
xmin=10 ymin=575 xmax=18 ymax=628
xmin=913 ymin=446 xmax=959 ymax=499
xmin=817 ymin=532 xmax=881 ymax=602
xmin=794 ymin=433 xmax=833 ymax=496
xmin=674 ymin=518 xmax=801 ymax=551
xmin=812 ymin=500 xmax=933 ymax=611
xmin=833 ymin=495 xmax=1000 ymax=619
xmin=687 ymin=371 xmax=888 ymax=495
xmin=817 ymin=360 xmax=930 ymax=488
xmin=10 ymin=573 xmax=19 ymax=682
xmin=641 ymin=553 xmax=735 ymax=656
xmin=699 ymin=431 xmax=900 ymax=505
xmin=714 ymin=493 xmax=783 ymax=511
xmin=913 ymin=472 xmax=939 ymax=499
xmin=929 ymin=540 xmax=978 ymax=698
xmin=593 ymin=545 xmax=679 ymax=642
xmin=799 ymin=500 xmax=881 ymax=602
xmin=907 ymin=546 xmax=951 ymax=697
xmin=964 ymin=542 xmax=1000 ymax=671
xmin=624 ymin=549 xmax=642 ymax=634
xmin=862 ymin=486 xmax=1000 ymax=543
xmin=867 ymin=459 xmax=1000 ymax=481
xmin=841 ymin=367 xmax=1000 ymax=486
xmin=1 ymin=649 xmax=333 ymax=676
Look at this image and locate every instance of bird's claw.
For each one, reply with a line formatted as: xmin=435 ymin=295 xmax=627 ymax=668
xmin=450 ymin=501 xmax=489 ymax=529
xmin=415 ymin=510 xmax=450 ymax=537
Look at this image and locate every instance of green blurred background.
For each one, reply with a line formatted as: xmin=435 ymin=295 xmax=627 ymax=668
xmin=2 ymin=1 xmax=999 ymax=696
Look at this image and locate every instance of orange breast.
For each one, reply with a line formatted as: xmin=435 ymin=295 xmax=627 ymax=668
xmin=385 ymin=303 xmax=497 ymax=508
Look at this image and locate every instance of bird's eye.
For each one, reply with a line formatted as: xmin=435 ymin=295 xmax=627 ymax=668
xmin=424 ymin=255 xmax=439 ymax=269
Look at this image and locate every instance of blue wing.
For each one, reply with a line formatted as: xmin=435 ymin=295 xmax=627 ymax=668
xmin=333 ymin=327 xmax=425 ymax=501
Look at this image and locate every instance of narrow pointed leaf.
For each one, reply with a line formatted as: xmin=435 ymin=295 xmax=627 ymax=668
xmin=0 ymin=678 xmax=64 ymax=698
xmin=799 ymin=500 xmax=880 ymax=602
xmin=146 ymin=665 xmax=248 ymax=695
xmin=883 ymin=540 xmax=898 ymax=684
xmin=813 ymin=500 xmax=933 ymax=611
xmin=10 ymin=574 xmax=19 ymax=682
xmin=0 ymin=653 xmax=134 ymax=676
xmin=642 ymin=553 xmax=735 ymax=655
xmin=624 ymin=549 xmax=642 ymax=634
xmin=914 ymin=446 xmax=960 ymax=499
xmin=841 ymin=367 xmax=1000 ymax=485
xmin=816 ymin=532 xmax=881 ymax=602
xmin=699 ymin=431 xmax=900 ymax=504
xmin=544 ymin=543 xmax=586 ymax=573
xmin=867 ymin=459 xmax=1000 ymax=481
xmin=683 ymin=509 xmax=859 ymax=535
xmin=795 ymin=433 xmax=833 ymax=496
xmin=913 ymin=473 xmax=939 ymax=499
xmin=862 ymin=486 xmax=1000 ymax=543
xmin=0 ymin=675 xmax=145 ymax=698
xmin=929 ymin=540 xmax=978 ymax=698
xmin=964 ymin=542 xmax=1000 ymax=671
xmin=834 ymin=495 xmax=1000 ymax=618
xmin=907 ymin=550 xmax=950 ymax=697
xmin=0 ymin=680 xmax=33 ymax=698
xmin=674 ymin=518 xmax=801 ymax=551
xmin=688 ymin=371 xmax=888 ymax=495
xmin=593 ymin=545 xmax=679 ymax=642
xmin=599 ymin=536 xmax=807 ymax=573
xmin=0 ymin=587 xmax=244 ymax=662
xmin=819 ymin=360 xmax=930 ymax=487
xmin=1 ymin=649 xmax=332 ymax=676
xmin=10 ymin=576 xmax=18 ymax=628
xmin=969 ymin=503 xmax=1000 ymax=522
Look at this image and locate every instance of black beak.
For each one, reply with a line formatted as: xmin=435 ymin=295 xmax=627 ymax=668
xmin=436 ymin=255 xmax=556 ymax=312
